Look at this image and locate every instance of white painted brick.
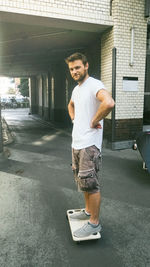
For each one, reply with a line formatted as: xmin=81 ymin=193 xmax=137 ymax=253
xmin=0 ymin=0 xmax=113 ymax=25
xmin=101 ymin=0 xmax=147 ymax=120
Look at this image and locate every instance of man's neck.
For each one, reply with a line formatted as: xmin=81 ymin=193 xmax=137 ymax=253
xmin=78 ymin=74 xmax=89 ymax=86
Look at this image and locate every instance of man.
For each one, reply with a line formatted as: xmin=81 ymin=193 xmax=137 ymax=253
xmin=66 ymin=52 xmax=115 ymax=238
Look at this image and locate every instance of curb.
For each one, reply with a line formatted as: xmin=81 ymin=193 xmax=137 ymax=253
xmin=2 ymin=117 xmax=15 ymax=145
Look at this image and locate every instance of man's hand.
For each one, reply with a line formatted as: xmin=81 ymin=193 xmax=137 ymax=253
xmin=90 ymin=120 xmax=102 ymax=129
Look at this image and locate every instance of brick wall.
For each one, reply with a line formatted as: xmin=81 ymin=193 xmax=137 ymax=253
xmin=101 ymin=0 xmax=147 ymax=147
xmin=101 ymin=0 xmax=147 ymax=121
xmin=0 ymin=0 xmax=112 ymax=25
xmin=113 ymin=0 xmax=147 ymax=120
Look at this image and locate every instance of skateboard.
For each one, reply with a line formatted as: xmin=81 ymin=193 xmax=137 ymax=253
xmin=66 ymin=209 xmax=101 ymax=242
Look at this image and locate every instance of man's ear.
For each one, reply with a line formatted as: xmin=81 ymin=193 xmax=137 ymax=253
xmin=85 ymin=62 xmax=89 ymax=70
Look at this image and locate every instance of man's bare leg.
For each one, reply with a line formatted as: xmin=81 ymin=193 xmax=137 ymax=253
xmin=84 ymin=192 xmax=90 ymax=214
xmin=84 ymin=192 xmax=101 ymax=224
xmin=88 ymin=192 xmax=101 ymax=224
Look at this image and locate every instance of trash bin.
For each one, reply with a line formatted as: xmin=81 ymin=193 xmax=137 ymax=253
xmin=136 ymin=131 xmax=150 ymax=173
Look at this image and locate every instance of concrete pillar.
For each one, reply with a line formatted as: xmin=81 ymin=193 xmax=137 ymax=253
xmin=37 ymin=75 xmax=43 ymax=117
xmin=48 ymin=71 xmax=54 ymax=121
xmin=29 ymin=77 xmax=38 ymax=114
xmin=52 ymin=63 xmax=68 ymax=123
xmin=42 ymin=74 xmax=49 ymax=121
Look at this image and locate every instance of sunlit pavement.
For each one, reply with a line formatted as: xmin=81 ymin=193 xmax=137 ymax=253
xmin=0 ymin=108 xmax=150 ymax=267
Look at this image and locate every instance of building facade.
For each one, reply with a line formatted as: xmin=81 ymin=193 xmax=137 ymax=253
xmin=0 ymin=0 xmax=150 ymax=149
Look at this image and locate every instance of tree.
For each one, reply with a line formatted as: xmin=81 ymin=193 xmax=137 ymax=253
xmin=18 ymin=78 xmax=29 ymax=97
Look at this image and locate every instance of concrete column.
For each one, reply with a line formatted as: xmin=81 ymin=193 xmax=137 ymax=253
xmin=37 ymin=75 xmax=42 ymax=117
xmin=48 ymin=71 xmax=53 ymax=121
xmin=53 ymin=63 xmax=67 ymax=123
xmin=42 ymin=74 xmax=49 ymax=120
xmin=29 ymin=77 xmax=38 ymax=114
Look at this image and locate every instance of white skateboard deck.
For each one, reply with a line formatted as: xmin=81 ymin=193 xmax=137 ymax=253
xmin=67 ymin=209 xmax=101 ymax=242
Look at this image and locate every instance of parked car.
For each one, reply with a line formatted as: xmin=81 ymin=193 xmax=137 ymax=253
xmin=1 ymin=95 xmax=29 ymax=108
xmin=1 ymin=97 xmax=7 ymax=109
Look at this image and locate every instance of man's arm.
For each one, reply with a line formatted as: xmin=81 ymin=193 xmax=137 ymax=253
xmin=91 ymin=89 xmax=115 ymax=128
xmin=68 ymin=99 xmax=75 ymax=121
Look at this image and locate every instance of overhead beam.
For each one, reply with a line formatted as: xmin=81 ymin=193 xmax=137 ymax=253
xmin=0 ymin=11 xmax=112 ymax=33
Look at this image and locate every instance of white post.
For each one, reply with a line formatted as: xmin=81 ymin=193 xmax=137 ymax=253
xmin=130 ymin=26 xmax=135 ymax=66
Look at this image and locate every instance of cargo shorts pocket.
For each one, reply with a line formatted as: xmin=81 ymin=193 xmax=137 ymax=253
xmin=85 ymin=146 xmax=101 ymax=173
xmin=78 ymin=170 xmax=99 ymax=192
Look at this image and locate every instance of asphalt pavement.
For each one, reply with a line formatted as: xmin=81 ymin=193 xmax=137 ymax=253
xmin=0 ymin=108 xmax=150 ymax=267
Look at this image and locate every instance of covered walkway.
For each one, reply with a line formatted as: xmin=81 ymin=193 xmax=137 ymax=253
xmin=0 ymin=11 xmax=112 ymax=125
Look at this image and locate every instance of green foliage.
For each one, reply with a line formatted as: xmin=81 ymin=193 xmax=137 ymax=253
xmin=18 ymin=78 xmax=29 ymax=97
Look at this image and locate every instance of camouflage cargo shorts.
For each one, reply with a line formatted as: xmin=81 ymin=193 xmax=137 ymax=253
xmin=72 ymin=145 xmax=102 ymax=193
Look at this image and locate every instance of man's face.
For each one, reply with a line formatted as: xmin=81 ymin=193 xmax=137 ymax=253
xmin=68 ymin=60 xmax=89 ymax=83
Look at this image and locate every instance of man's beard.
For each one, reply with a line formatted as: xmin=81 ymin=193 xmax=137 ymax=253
xmin=73 ymin=70 xmax=87 ymax=83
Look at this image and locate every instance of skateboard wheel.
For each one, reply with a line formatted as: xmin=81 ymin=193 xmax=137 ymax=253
xmin=132 ymin=142 xmax=137 ymax=150
xmin=68 ymin=211 xmax=73 ymax=214
xmin=93 ymin=233 xmax=98 ymax=236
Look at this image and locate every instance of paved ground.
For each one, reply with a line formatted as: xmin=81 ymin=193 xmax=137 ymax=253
xmin=0 ymin=108 xmax=150 ymax=267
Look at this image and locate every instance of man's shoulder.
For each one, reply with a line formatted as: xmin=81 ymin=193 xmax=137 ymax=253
xmin=89 ymin=76 xmax=99 ymax=82
xmin=88 ymin=77 xmax=106 ymax=89
xmin=72 ymin=84 xmax=79 ymax=92
xmin=89 ymin=77 xmax=103 ymax=84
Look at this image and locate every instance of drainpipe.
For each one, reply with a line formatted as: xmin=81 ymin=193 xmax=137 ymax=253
xmin=112 ymin=47 xmax=117 ymax=144
xmin=145 ymin=0 xmax=150 ymax=18
xmin=110 ymin=0 xmax=114 ymax=16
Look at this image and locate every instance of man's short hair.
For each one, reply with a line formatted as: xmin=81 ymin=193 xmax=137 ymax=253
xmin=65 ymin=52 xmax=88 ymax=65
